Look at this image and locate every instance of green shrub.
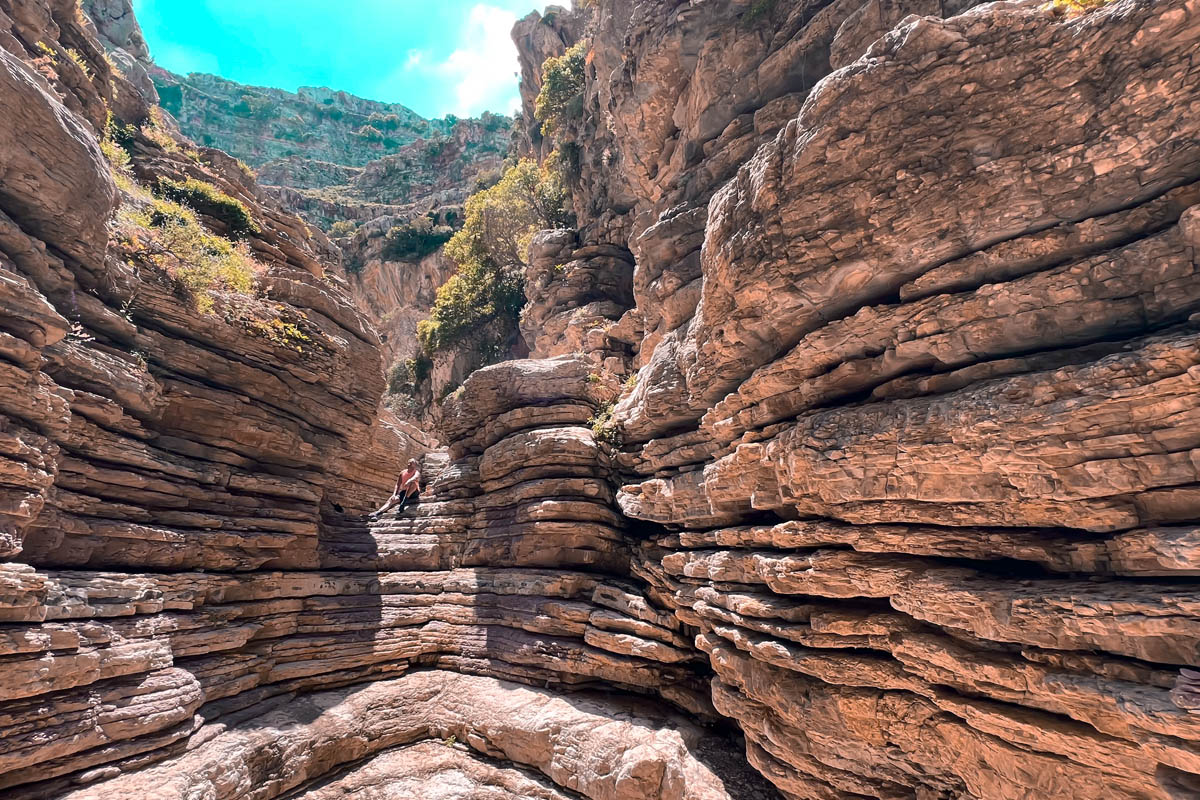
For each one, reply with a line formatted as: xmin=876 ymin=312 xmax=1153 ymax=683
xmin=382 ymin=216 xmax=454 ymax=261
xmin=232 ymin=93 xmax=275 ymax=119
xmin=408 ymin=355 xmax=432 ymax=383
xmin=534 ymin=41 xmax=587 ymax=137
xmin=65 ymin=48 xmax=91 ymax=78
xmin=120 ymin=197 xmax=258 ymax=314
xmin=416 ymin=265 xmax=525 ymax=358
xmin=141 ymin=107 xmax=179 ymax=153
xmin=246 ymin=314 xmax=312 ymax=353
xmin=106 ymin=111 xmax=138 ymax=149
xmin=100 ymin=138 xmax=131 ymax=171
xmin=417 ymin=159 xmax=572 ymax=357
xmin=588 ymin=402 xmax=620 ymax=449
xmin=367 ymin=112 xmax=402 ymax=131
xmin=386 ymin=354 xmax=433 ymax=395
xmin=356 ymin=125 xmax=385 ymax=142
xmin=100 ymin=112 xmax=133 ymax=173
xmin=156 ymin=177 xmax=259 ymax=239
xmin=743 ymin=0 xmax=778 ymax=24
xmin=444 ymin=158 xmax=571 ymax=269
xmin=329 ymin=220 xmax=358 ymax=238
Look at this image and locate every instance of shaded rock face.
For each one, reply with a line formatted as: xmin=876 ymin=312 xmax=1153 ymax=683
xmin=340 ymin=217 xmax=457 ymax=405
xmin=521 ymin=229 xmax=635 ymax=367
xmin=5 ymin=1 xmax=1200 ymax=800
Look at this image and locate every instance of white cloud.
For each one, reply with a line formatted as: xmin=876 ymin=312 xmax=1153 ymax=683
xmin=404 ymin=49 xmax=429 ymax=70
xmin=413 ymin=4 xmax=523 ymax=118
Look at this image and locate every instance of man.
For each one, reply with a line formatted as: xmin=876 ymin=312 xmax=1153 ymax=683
xmin=371 ymin=458 xmax=422 ymax=518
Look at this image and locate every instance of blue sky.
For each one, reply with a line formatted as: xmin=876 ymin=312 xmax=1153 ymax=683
xmin=131 ymin=1 xmax=563 ymax=119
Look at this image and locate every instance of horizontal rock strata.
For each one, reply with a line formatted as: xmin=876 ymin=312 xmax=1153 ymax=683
xmin=5 ymin=0 xmax=1200 ymax=798
xmin=510 ymin=0 xmax=1200 ymax=798
xmin=591 ymin=1 xmax=1200 ymax=798
xmin=51 ymin=671 xmax=764 ymax=800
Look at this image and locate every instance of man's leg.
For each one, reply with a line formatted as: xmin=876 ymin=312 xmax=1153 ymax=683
xmin=371 ymin=494 xmax=400 ymax=517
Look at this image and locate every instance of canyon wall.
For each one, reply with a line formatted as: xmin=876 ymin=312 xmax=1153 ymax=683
xmin=151 ymin=71 xmax=509 ymax=425
xmin=510 ymin=0 xmax=1200 ymax=797
xmin=97 ymin=17 xmax=512 ymax=420
xmin=1 ymin=0 xmax=1200 ymax=799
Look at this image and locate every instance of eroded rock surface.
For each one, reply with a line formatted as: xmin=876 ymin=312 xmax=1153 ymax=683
xmin=512 ymin=0 xmax=1200 ymax=798
xmin=4 ymin=0 xmax=1200 ymax=799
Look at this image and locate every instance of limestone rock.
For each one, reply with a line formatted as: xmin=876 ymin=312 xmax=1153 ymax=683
xmin=4 ymin=0 xmax=1200 ymax=798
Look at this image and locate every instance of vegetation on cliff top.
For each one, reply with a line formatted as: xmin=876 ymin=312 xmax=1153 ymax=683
xmin=416 ymin=158 xmax=572 ymax=359
xmin=116 ymin=192 xmax=259 ymax=314
xmin=535 ymin=40 xmax=587 ymax=138
xmin=155 ymin=177 xmax=260 ymax=239
xmin=382 ymin=215 xmax=455 ymax=262
xmin=103 ymin=117 xmax=262 ymax=316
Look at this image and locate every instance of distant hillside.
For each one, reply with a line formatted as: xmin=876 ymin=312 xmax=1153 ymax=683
xmin=151 ymin=69 xmax=512 ymax=230
xmin=154 ymin=69 xmax=476 ymax=167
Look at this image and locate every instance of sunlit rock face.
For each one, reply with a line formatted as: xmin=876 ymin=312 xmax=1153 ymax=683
xmin=511 ymin=0 xmax=1200 ymax=798
xmin=2 ymin=0 xmax=1200 ymax=799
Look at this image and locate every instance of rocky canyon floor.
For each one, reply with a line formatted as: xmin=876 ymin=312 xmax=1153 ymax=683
xmin=2 ymin=0 xmax=1200 ymax=799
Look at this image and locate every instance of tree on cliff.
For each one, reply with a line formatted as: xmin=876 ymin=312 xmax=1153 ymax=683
xmin=417 ymin=158 xmax=572 ymax=359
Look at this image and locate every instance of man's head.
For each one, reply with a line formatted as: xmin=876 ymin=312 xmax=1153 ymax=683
xmin=407 ymin=458 xmax=420 ymax=469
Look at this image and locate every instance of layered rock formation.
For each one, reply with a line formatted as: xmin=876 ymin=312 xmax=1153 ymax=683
xmin=0 ymin=2 xmax=762 ymax=798
xmin=0 ymin=0 xmax=392 ymax=555
xmin=79 ymin=0 xmax=512 ymax=424
xmin=5 ymin=0 xmax=1200 ymax=798
xmin=144 ymin=67 xmax=510 ymax=426
xmin=505 ymin=0 xmax=1200 ymax=797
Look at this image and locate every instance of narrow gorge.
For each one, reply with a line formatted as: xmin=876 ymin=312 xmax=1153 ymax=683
xmin=1 ymin=0 xmax=1199 ymax=798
